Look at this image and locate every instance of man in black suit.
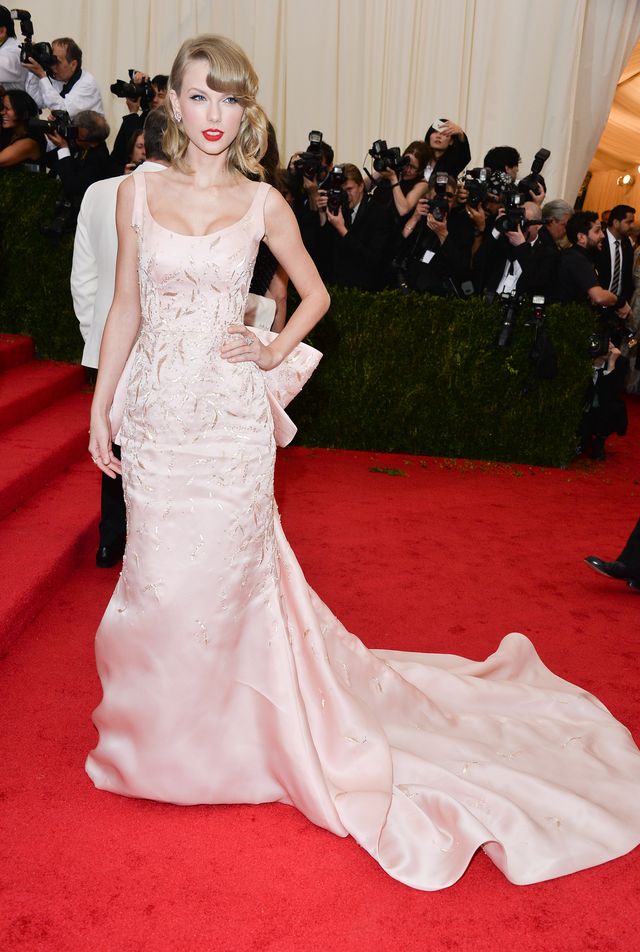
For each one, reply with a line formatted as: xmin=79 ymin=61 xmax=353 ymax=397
xmin=556 ymin=212 xmax=632 ymax=323
xmin=595 ymin=203 xmax=635 ymax=304
xmin=315 ymin=163 xmax=394 ymax=291
xmin=472 ymin=201 xmax=560 ymax=297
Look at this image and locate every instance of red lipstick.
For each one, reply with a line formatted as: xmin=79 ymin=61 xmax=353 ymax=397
xmin=202 ymin=129 xmax=223 ymax=141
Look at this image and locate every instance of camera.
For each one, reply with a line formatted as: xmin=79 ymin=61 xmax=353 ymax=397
xmin=517 ymin=148 xmax=550 ymax=200
xmin=322 ymin=165 xmax=348 ymax=216
xmin=426 ymin=171 xmax=451 ymax=222
xmin=28 ymin=109 xmax=78 ymax=143
xmin=293 ymin=130 xmax=325 ymax=180
xmin=368 ymin=139 xmax=409 ymax=175
xmin=495 ymin=185 xmax=526 ymax=233
xmin=497 ymin=290 xmax=524 ymax=347
xmin=463 ymin=167 xmax=489 ymax=208
xmin=588 ymin=333 xmax=610 ymax=360
xmin=10 ymin=8 xmax=56 ymax=71
xmin=110 ymin=70 xmax=155 ymax=112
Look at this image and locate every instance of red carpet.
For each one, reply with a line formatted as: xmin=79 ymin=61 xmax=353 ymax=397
xmin=1 ymin=337 xmax=640 ymax=951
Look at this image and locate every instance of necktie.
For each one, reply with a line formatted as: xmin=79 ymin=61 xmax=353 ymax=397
xmin=612 ymin=239 xmax=621 ymax=295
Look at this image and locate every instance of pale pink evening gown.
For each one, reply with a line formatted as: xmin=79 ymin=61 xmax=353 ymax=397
xmin=86 ymin=173 xmax=640 ymax=890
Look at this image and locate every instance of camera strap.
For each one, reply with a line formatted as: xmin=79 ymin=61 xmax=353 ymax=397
xmin=60 ymin=67 xmax=82 ymax=98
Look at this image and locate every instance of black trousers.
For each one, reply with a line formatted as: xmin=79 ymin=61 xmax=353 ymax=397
xmin=99 ymin=442 xmax=126 ymax=547
xmin=618 ymin=518 xmax=640 ymax=575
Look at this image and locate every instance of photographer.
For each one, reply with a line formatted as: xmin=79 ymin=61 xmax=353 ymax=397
xmin=484 ymin=145 xmax=547 ymax=206
xmin=0 ymin=6 xmax=40 ymax=100
xmin=315 ymin=163 xmax=395 ymax=291
xmin=22 ymin=36 xmax=103 ymax=117
xmin=287 ymin=136 xmax=334 ymax=213
xmin=540 ymin=198 xmax=573 ymax=246
xmin=396 ymin=173 xmax=473 ymax=295
xmin=580 ymin=337 xmax=629 ymax=460
xmin=368 ymin=141 xmax=430 ymax=217
xmin=286 ymin=134 xmax=335 ymax=259
xmin=473 ymin=201 xmax=558 ymax=298
xmin=109 ymin=72 xmax=168 ymax=175
xmin=47 ymin=109 xmax=110 ymax=203
xmin=423 ymin=118 xmax=471 ymax=181
xmin=557 ymin=212 xmax=632 ymax=328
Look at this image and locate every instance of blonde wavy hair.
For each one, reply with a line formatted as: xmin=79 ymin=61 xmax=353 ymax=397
xmin=164 ymin=34 xmax=268 ymax=177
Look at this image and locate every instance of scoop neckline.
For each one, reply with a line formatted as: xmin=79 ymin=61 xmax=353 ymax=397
xmin=142 ymin=177 xmax=264 ymax=239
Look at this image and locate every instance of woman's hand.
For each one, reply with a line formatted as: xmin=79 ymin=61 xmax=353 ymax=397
xmin=88 ymin=412 xmax=122 ymax=479
xmin=440 ymin=120 xmax=463 ymax=138
xmin=221 ymin=325 xmax=281 ymax=371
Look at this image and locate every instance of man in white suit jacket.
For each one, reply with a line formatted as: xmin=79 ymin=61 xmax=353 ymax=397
xmin=71 ymin=108 xmax=169 ymax=566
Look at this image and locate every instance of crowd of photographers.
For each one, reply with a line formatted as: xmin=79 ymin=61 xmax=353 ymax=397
xmin=2 ymin=6 xmax=639 ymax=461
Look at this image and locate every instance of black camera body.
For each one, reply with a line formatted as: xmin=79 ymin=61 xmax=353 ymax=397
xmin=294 ymin=130 xmax=325 ymax=180
xmin=463 ymin=167 xmax=489 ymax=208
xmin=426 ymin=171 xmax=450 ymax=222
xmin=496 ymin=185 xmax=526 ymax=233
xmin=322 ymin=165 xmax=348 ymax=216
xmin=517 ymin=148 xmax=550 ymax=200
xmin=497 ymin=290 xmax=525 ymax=348
xmin=11 ymin=8 xmax=56 ymax=71
xmin=28 ymin=109 xmax=78 ymax=143
xmin=588 ymin=333 xmax=610 ymax=360
xmin=110 ymin=70 xmax=155 ymax=112
xmin=368 ymin=139 xmax=409 ymax=175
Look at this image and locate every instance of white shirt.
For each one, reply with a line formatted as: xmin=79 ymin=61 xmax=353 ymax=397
xmin=0 ymin=36 xmax=42 ymax=100
xmin=33 ymin=69 xmax=104 ymax=118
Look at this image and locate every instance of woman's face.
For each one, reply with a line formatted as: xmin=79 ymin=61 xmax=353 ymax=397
xmin=401 ymin=152 xmax=421 ymax=181
xmin=170 ymin=58 xmax=244 ymax=160
xmin=131 ymin=132 xmax=146 ymax=164
xmin=429 ymin=130 xmax=451 ymax=153
xmin=1 ymin=96 xmax=17 ymax=131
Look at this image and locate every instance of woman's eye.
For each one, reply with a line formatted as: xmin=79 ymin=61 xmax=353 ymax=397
xmin=190 ymin=94 xmax=206 ymax=101
xmin=223 ymin=96 xmax=238 ymax=104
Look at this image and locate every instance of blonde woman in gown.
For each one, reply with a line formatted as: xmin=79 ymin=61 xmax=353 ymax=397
xmin=86 ymin=35 xmax=640 ymax=891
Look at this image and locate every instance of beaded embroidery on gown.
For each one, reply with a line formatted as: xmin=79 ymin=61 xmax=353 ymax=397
xmin=86 ymin=173 xmax=640 ymax=890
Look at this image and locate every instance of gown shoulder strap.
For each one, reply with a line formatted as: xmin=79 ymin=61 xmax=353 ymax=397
xmin=252 ymin=181 xmax=272 ymax=236
xmin=130 ymin=171 xmax=148 ymax=233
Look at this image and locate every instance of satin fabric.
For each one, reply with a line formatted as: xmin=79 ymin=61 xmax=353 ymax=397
xmin=86 ymin=174 xmax=640 ymax=890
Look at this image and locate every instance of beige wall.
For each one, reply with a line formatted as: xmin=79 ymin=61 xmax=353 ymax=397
xmin=20 ymin=0 xmax=640 ymax=203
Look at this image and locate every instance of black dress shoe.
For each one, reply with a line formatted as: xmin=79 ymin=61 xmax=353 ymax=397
xmin=590 ymin=437 xmax=606 ymax=461
xmin=584 ymin=556 xmax=636 ymax=583
xmin=96 ymin=537 xmax=126 ymax=568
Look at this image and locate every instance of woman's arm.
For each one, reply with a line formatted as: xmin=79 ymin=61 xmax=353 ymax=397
xmin=221 ymin=187 xmax=330 ymax=369
xmin=0 ymin=137 xmax=40 ymax=167
xmin=88 ymin=175 xmax=142 ymax=476
xmin=265 ymin=263 xmax=289 ymax=332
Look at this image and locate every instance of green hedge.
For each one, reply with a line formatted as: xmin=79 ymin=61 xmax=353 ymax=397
xmin=292 ymin=288 xmax=595 ymax=467
xmin=0 ymin=169 xmax=78 ymax=361
xmin=1 ymin=169 xmax=594 ymax=466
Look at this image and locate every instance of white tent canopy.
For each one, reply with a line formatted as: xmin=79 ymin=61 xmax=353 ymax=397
xmin=17 ymin=0 xmax=640 ymax=204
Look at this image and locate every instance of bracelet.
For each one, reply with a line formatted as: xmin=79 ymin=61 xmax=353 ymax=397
xmin=473 ymin=228 xmax=485 ymax=237
xmin=392 ymin=182 xmax=401 ymax=188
